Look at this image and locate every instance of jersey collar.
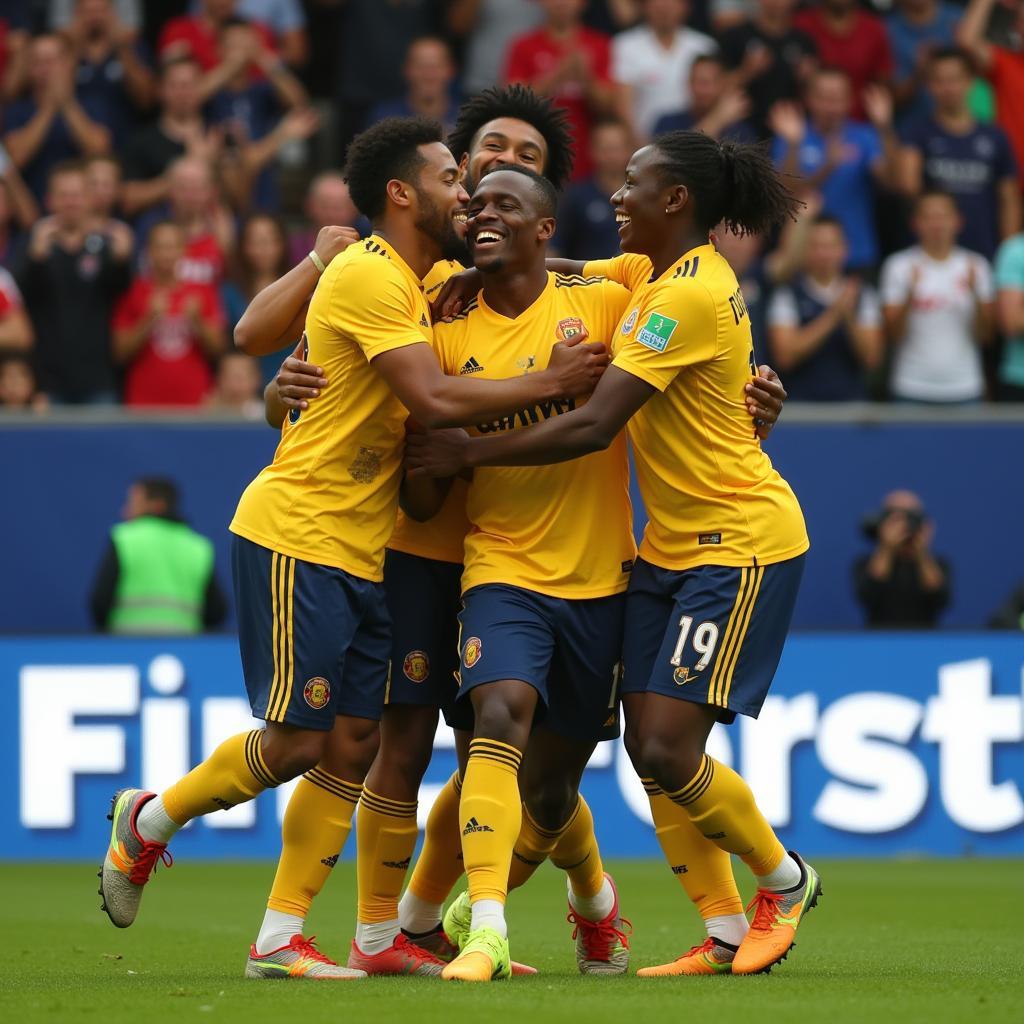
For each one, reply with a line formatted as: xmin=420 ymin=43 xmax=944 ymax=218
xmin=476 ymin=271 xmax=556 ymax=323
xmin=365 ymin=233 xmax=426 ymax=291
xmin=653 ymin=243 xmax=716 ymax=284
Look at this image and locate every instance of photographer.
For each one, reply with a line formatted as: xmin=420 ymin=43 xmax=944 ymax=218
xmin=854 ymin=490 xmax=951 ymax=628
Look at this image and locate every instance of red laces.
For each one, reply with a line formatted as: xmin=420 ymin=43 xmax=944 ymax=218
xmin=745 ymin=889 xmax=784 ymax=932
xmin=393 ymin=933 xmax=445 ymax=963
xmin=567 ymin=909 xmax=633 ymax=961
xmin=286 ymin=935 xmax=336 ymax=964
xmin=128 ymin=842 xmax=173 ymax=885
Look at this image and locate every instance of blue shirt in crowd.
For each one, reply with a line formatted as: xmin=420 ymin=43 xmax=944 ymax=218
xmin=886 ymin=3 xmax=962 ymax=126
xmin=901 ymin=116 xmax=1017 ymax=259
xmin=552 ymin=177 xmax=621 ymax=261
xmin=652 ymin=109 xmax=757 ymax=143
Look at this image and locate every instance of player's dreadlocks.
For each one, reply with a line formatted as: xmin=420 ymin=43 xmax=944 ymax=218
xmin=651 ymin=131 xmax=803 ymax=236
xmin=343 ymin=116 xmax=445 ymax=222
xmin=446 ymin=84 xmax=575 ymax=192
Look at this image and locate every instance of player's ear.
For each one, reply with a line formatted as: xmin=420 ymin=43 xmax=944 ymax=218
xmin=537 ymin=217 xmax=556 ymax=243
xmin=665 ymin=183 xmax=689 ymax=215
xmin=386 ymin=178 xmax=413 ymax=210
xmin=457 ymin=152 xmax=470 ymax=181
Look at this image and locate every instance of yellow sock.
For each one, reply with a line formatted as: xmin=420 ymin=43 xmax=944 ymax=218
xmin=507 ymin=804 xmax=560 ymax=891
xmin=664 ymin=756 xmax=786 ymax=878
xmin=162 ymin=730 xmax=280 ymax=824
xmin=267 ymin=767 xmax=362 ymax=916
xmin=642 ymin=777 xmax=744 ymax=918
xmin=406 ymin=771 xmax=465 ymax=904
xmin=356 ymin=788 xmax=419 ymax=924
xmin=460 ymin=739 xmax=523 ymax=904
xmin=551 ymin=795 xmax=605 ymax=900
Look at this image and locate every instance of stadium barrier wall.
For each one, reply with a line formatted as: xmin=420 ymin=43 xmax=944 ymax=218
xmin=3 ymin=633 xmax=1021 ymax=860
xmin=2 ymin=412 xmax=1022 ymax=633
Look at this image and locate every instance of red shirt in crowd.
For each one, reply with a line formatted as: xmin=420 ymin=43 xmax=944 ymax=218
xmin=990 ymin=48 xmax=1024 ymax=189
xmin=504 ymin=27 xmax=612 ymax=179
xmin=0 ymin=266 xmax=22 ymax=319
xmin=157 ymin=16 xmax=277 ymax=71
xmin=178 ymin=232 xmax=227 ymax=287
xmin=793 ymin=9 xmax=892 ymax=119
xmin=113 ymin=279 xmax=225 ymax=407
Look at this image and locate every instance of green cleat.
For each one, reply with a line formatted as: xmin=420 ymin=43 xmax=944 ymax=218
xmin=442 ymin=891 xmax=472 ymax=951
xmin=441 ymin=926 xmax=511 ymax=982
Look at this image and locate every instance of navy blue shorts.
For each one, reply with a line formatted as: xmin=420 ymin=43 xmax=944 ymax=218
xmin=231 ymin=535 xmax=391 ymax=730
xmin=456 ymin=584 xmax=624 ymax=742
xmin=383 ymin=548 xmax=471 ymax=730
xmin=621 ymin=556 xmax=804 ymax=723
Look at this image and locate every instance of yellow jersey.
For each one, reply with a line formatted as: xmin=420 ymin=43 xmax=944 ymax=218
xmin=585 ymin=246 xmax=808 ymax=571
xmin=434 ymin=271 xmax=636 ymax=598
xmin=387 ymin=258 xmax=471 ymax=565
xmin=230 ymin=234 xmax=432 ymax=581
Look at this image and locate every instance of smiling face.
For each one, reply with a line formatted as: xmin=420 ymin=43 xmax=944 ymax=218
xmin=409 ymin=141 xmax=471 ymax=259
xmin=610 ymin=145 xmax=681 ymax=256
xmin=465 ymin=169 xmax=555 ymax=275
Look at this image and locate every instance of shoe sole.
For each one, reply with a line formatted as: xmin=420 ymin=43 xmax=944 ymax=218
xmin=741 ymin=876 xmax=824 ymax=977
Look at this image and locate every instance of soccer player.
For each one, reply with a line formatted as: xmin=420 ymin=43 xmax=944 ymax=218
xmin=407 ymin=131 xmax=821 ymax=978
xmin=97 ymin=117 xmax=608 ymax=978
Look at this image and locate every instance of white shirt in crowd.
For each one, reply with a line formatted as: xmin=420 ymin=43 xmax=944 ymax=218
xmin=880 ymin=246 xmax=993 ymax=402
xmin=465 ymin=0 xmax=545 ymax=95
xmin=767 ymin=277 xmax=883 ymax=331
xmin=612 ymin=25 xmax=717 ymax=139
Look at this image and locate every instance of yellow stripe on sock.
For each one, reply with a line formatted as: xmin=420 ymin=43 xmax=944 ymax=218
xmin=719 ymin=564 xmax=764 ymax=709
xmin=360 ymin=788 xmax=418 ymax=818
xmin=304 ymin=767 xmax=363 ymax=803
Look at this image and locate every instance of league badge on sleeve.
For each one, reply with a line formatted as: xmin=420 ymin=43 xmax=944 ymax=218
xmin=621 ymin=308 xmax=639 ymax=335
xmin=636 ymin=312 xmax=678 ymax=352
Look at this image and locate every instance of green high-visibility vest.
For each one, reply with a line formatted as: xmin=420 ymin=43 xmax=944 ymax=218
xmin=108 ymin=516 xmax=215 ymax=634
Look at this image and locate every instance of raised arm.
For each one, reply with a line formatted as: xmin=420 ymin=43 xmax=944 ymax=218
xmin=957 ymin=0 xmax=998 ymax=72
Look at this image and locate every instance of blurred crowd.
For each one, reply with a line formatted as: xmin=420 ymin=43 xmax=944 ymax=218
xmin=2 ymin=0 xmax=1024 ymax=411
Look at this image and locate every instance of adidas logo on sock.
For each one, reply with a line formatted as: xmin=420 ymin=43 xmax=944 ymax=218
xmin=462 ymin=816 xmax=494 ymax=835
xmin=459 ymin=356 xmax=484 ymax=375
xmin=321 ymin=853 xmax=339 ymax=868
xmin=672 ymin=864 xmax=689 ymax=875
xmin=383 ymin=856 xmax=412 ymax=870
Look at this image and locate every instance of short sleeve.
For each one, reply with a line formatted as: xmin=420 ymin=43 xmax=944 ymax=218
xmin=880 ymin=254 xmax=910 ymax=305
xmin=766 ymin=287 xmax=799 ymax=328
xmin=431 ymin=320 xmax=461 ymax=376
xmin=322 ymin=259 xmax=426 ymax=362
xmin=611 ymin=280 xmax=718 ymax=392
xmin=582 ymin=253 xmax=651 ymax=290
xmin=994 ymin=239 xmax=1024 ymax=289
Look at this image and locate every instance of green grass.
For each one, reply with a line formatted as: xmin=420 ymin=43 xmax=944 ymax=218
xmin=2 ymin=860 xmax=1021 ymax=1023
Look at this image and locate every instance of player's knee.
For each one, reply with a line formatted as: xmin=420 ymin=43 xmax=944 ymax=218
xmin=623 ymin=719 xmax=649 ymax=778
xmin=639 ymin=730 xmax=703 ymax=791
xmin=471 ymin=683 xmax=535 ymax=747
xmin=523 ymin=778 xmax=578 ymax=832
xmin=261 ymin=726 xmax=328 ymax=781
xmin=319 ymin=716 xmax=380 ymax=780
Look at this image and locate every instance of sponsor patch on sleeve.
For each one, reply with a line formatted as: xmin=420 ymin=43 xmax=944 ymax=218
xmin=636 ymin=312 xmax=678 ymax=352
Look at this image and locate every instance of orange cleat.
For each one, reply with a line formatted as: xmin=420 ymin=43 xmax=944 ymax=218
xmin=637 ymin=937 xmax=735 ymax=977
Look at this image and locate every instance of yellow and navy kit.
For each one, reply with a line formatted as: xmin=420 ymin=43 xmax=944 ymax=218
xmin=433 ymin=271 xmax=636 ymax=599
xmin=231 ymin=234 xmax=433 ymax=581
xmin=585 ymin=247 xmax=809 ymax=571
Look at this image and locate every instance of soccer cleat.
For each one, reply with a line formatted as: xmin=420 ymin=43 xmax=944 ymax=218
xmin=402 ymin=925 xmax=460 ymax=962
xmin=567 ymin=873 xmax=631 ymax=975
xmin=636 ymin=937 xmax=735 ymax=977
xmin=732 ymin=851 xmax=822 ymax=975
xmin=441 ymin=893 xmax=538 ymax=975
xmin=347 ymin=933 xmax=445 ymax=976
xmin=98 ymin=788 xmax=172 ymax=928
xmin=246 ymin=934 xmax=366 ymax=980
xmin=441 ymin=926 xmax=511 ymax=982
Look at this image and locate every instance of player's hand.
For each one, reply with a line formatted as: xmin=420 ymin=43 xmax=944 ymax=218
xmin=405 ymin=428 xmax=471 ymax=478
xmin=431 ymin=268 xmax=483 ymax=322
xmin=746 ymin=365 xmax=787 ymax=439
xmin=314 ymin=225 xmax=360 ymax=267
xmin=272 ymin=339 xmax=328 ymax=411
xmin=546 ymin=330 xmax=609 ymax=398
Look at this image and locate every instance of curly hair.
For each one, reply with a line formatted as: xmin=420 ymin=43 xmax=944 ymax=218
xmin=651 ymin=131 xmax=802 ymax=236
xmin=446 ymin=84 xmax=575 ymax=192
xmin=343 ymin=116 xmax=445 ymax=221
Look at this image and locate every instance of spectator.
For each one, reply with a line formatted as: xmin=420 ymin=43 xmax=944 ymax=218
xmin=0 ymin=156 xmax=40 ymax=263
xmin=709 ymin=0 xmax=756 ymax=34
xmin=504 ymin=0 xmax=615 ymax=180
xmin=719 ymin=0 xmax=817 ymax=137
xmin=886 ymin=0 xmax=962 ymax=125
xmin=612 ymin=0 xmax=717 ymax=141
xmin=63 ymin=0 xmax=156 ymax=146
xmin=84 ymin=153 xmax=123 ymax=223
xmin=213 ymin=0 xmax=309 ymax=68
xmin=881 ymin=190 xmax=995 ymax=404
xmin=0 ymin=354 xmax=47 ymax=411
xmin=89 ymin=476 xmax=227 ymax=634
xmin=17 ymin=160 xmax=131 ymax=404
xmin=158 ymin=0 xmax=276 ymax=73
xmin=1 ymin=33 xmax=111 ymax=202
xmin=553 ymin=118 xmax=631 ymax=260
xmin=222 ymin=212 xmax=291 ymax=381
xmin=287 ymin=171 xmax=362 ymax=266
xmin=120 ymin=57 xmax=217 ymax=218
xmin=900 ymin=48 xmax=1020 ymax=261
xmin=456 ymin=0 xmax=544 ymax=96
xmin=206 ymin=349 xmax=263 ymax=417
xmin=112 ymin=220 xmax=227 ymax=407
xmin=48 ymin=0 xmax=140 ymax=32
xmin=717 ymin=225 xmax=771 ymax=360
xmin=958 ymin=0 xmax=1024 ymax=191
xmin=369 ymin=37 xmax=460 ymax=137
xmin=1 ymin=3 xmax=30 ymax=100
xmin=767 ymin=215 xmax=884 ymax=400
xmin=652 ymin=54 xmax=755 ymax=140
xmin=138 ymin=155 xmax=235 ymax=287
xmin=0 ymin=265 xmax=33 ymax=354
xmin=854 ymin=490 xmax=950 ymax=628
xmin=794 ymin=0 xmax=893 ymax=120
xmin=989 ymin=581 xmax=1024 ymax=630
xmin=771 ymin=68 xmax=901 ymax=271
xmin=994 ymin=231 xmax=1024 ymax=401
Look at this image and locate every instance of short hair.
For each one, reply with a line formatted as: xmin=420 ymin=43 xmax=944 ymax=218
xmin=136 ymin=477 xmax=181 ymax=518
xmin=47 ymin=159 xmax=86 ymax=187
xmin=446 ymin=84 xmax=575 ymax=192
xmin=343 ymin=116 xmax=446 ymax=221
xmin=475 ymin=164 xmax=558 ymax=219
xmin=147 ymin=218 xmax=184 ymax=240
xmin=810 ymin=213 xmax=846 ymax=235
xmin=810 ymin=64 xmax=852 ymax=87
xmin=690 ymin=54 xmax=726 ymax=75
xmin=928 ymin=46 xmax=975 ymax=75
xmin=914 ymin=188 xmax=959 ymax=211
xmin=159 ymin=55 xmax=200 ymax=78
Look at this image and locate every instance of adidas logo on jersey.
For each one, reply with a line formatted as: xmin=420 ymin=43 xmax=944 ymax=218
xmin=462 ymin=817 xmax=494 ymax=836
xmin=419 ymin=313 xmax=429 ymax=328
xmin=459 ymin=356 xmax=484 ymax=375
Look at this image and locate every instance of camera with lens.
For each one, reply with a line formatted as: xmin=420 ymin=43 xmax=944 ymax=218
xmin=861 ymin=506 xmax=925 ymax=542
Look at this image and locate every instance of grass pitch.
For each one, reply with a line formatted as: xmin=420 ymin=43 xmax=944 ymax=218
xmin=3 ymin=859 xmax=1021 ymax=1024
